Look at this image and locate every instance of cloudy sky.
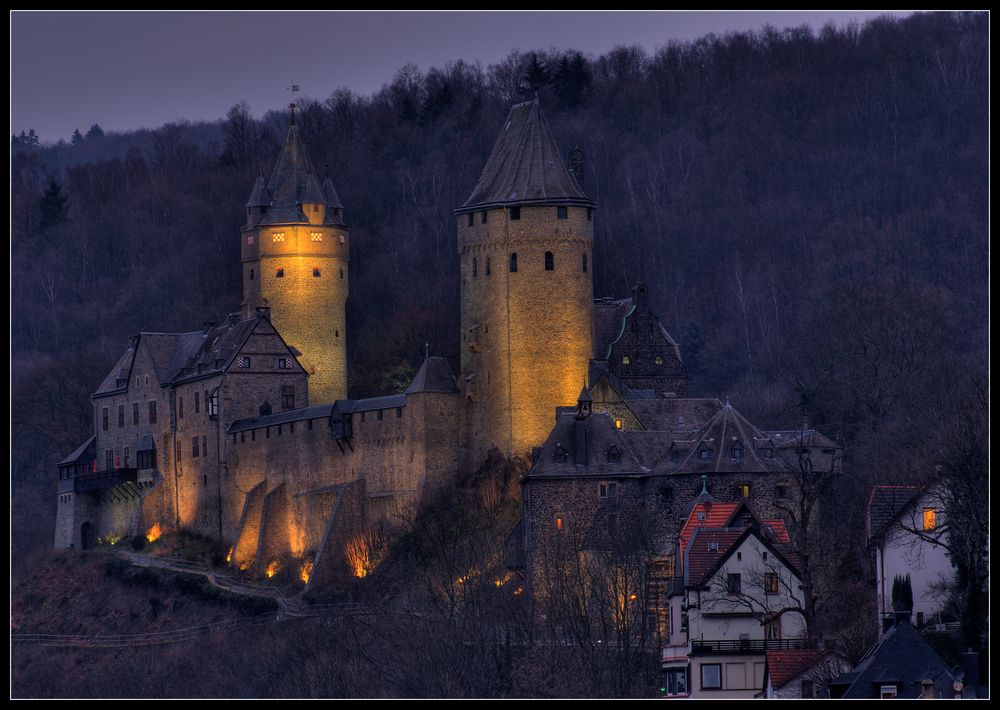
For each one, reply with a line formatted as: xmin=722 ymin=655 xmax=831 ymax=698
xmin=11 ymin=10 xmax=913 ymax=142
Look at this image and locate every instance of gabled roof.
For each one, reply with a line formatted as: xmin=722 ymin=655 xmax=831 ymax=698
xmin=404 ymin=357 xmax=459 ymax=395
xmin=94 ymin=347 xmax=136 ymax=395
xmin=527 ymin=411 xmax=645 ymax=478
xmin=684 ymin=528 xmax=745 ymax=586
xmin=655 ymin=401 xmax=771 ymax=475
xmin=766 ymin=649 xmax=824 ymax=689
xmin=678 ymin=499 xmax=741 ymax=558
xmin=459 ymin=99 xmax=593 ymax=212
xmin=866 ymin=485 xmax=922 ymax=542
xmin=59 ymin=436 xmax=96 ymax=466
xmin=831 ymin=619 xmax=955 ymax=699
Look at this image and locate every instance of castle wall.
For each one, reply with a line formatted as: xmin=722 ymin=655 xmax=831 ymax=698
xmin=242 ymin=222 xmax=349 ymax=404
xmin=459 ymin=205 xmax=594 ymax=463
xmin=172 ymin=375 xmax=223 ymax=536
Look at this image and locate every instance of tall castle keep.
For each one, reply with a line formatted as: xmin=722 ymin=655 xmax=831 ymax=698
xmin=54 ymin=100 xmax=836 ymax=601
xmin=241 ymin=105 xmax=349 ymax=403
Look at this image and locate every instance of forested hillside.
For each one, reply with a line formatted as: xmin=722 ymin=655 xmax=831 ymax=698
xmin=11 ymin=12 xmax=988 ymax=566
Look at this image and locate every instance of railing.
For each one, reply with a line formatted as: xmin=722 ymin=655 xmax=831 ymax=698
xmin=74 ymin=468 xmax=138 ymax=492
xmin=690 ymin=638 xmax=808 ymax=655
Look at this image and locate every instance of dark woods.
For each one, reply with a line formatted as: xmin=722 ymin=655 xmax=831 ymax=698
xmin=11 ymin=11 xmax=988 ymax=624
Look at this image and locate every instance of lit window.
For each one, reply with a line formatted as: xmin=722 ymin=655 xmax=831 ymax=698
xmin=272 ymin=232 xmax=285 ymax=242
xmin=339 ymin=234 xmax=345 ymax=244
xmin=311 ymin=232 xmax=322 ymax=241
xmin=655 ymin=356 xmax=664 ymax=365
xmin=765 ymin=573 xmax=779 ymax=594
xmin=923 ymin=508 xmax=937 ymax=531
xmin=738 ymin=483 xmax=750 ymax=498
xmin=615 ymin=419 xmax=623 ymax=429
xmin=247 ymin=235 xmax=254 ymax=245
xmin=556 ymin=515 xmax=564 ymax=531
xmin=622 ymin=355 xmax=630 ymax=365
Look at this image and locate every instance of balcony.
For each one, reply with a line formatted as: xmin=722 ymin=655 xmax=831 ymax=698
xmin=74 ymin=468 xmax=138 ymax=493
xmin=690 ymin=638 xmax=808 ymax=655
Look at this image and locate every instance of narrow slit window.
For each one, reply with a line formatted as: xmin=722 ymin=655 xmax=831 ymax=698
xmin=544 ymin=251 xmax=554 ymax=271
xmin=510 ymin=252 xmax=518 ymax=272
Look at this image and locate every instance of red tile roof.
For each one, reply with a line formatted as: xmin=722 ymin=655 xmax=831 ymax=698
xmin=679 ymin=501 xmax=739 ymax=557
xmin=763 ymin=519 xmax=791 ymax=543
xmin=685 ymin=529 xmax=744 ymax=585
xmin=766 ymin=649 xmax=823 ymax=688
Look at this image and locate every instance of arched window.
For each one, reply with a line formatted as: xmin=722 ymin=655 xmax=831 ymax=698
xmin=545 ymin=251 xmax=554 ymax=271
xmin=510 ymin=252 xmax=518 ymax=272
xmin=472 ymin=257 xmax=478 ymax=277
xmin=485 ymin=256 xmax=491 ymax=275
xmin=582 ymin=253 xmax=588 ymax=272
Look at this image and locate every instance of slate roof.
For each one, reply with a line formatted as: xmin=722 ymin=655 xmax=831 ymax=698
xmin=228 ymin=393 xmax=409 ymax=434
xmin=866 ymin=485 xmax=922 ymax=543
xmin=59 ymin=436 xmax=96 ymax=466
xmin=322 ymin=177 xmax=343 ymax=210
xmin=654 ymin=401 xmax=772 ymax=475
xmin=830 ymin=618 xmax=956 ymax=699
xmin=245 ymin=175 xmax=270 ymax=207
xmin=459 ymin=99 xmax=593 ymax=212
xmin=766 ymin=649 xmax=824 ymax=689
xmin=625 ymin=397 xmax=722 ymax=434
xmin=404 ymin=357 xmax=459 ymax=395
xmin=593 ymin=297 xmax=631 ymax=359
xmin=94 ymin=347 xmax=136 ymax=395
xmin=529 ymin=411 xmax=645 ymax=478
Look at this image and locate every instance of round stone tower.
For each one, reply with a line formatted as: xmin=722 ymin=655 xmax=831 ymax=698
xmin=241 ymin=105 xmax=349 ymax=403
xmin=457 ymin=98 xmax=595 ymax=461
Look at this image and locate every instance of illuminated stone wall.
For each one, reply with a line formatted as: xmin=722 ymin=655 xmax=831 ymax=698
xmin=241 ymin=219 xmax=349 ymax=404
xmin=459 ymin=205 xmax=594 ymax=463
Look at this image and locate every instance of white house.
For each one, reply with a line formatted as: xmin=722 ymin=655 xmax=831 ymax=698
xmin=867 ymin=484 xmax=955 ymax=633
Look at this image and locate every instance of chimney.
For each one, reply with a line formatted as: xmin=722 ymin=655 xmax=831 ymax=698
xmin=228 ymin=312 xmax=241 ymax=327
xmin=255 ymin=306 xmax=271 ymax=320
xmin=570 ymin=146 xmax=584 ymax=187
xmin=129 ymin=334 xmax=139 ymax=349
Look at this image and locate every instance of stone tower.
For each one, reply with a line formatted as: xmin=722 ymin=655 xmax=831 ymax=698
xmin=241 ymin=105 xmax=349 ymax=403
xmin=457 ymin=99 xmax=595 ymax=461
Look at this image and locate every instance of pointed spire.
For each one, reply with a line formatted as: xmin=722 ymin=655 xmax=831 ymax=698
xmin=289 ymin=102 xmax=297 ymax=126
xmin=245 ymin=175 xmax=270 ymax=208
xmin=459 ymin=100 xmax=593 ymax=211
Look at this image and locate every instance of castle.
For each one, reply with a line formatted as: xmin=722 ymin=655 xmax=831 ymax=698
xmin=54 ymin=100 xmax=837 ymax=598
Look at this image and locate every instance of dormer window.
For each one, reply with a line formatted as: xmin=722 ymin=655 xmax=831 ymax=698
xmin=278 ymin=358 xmax=293 ymax=369
xmin=606 ymin=445 xmax=622 ymax=463
xmin=670 ymin=445 xmax=679 ymax=462
xmin=622 ymin=355 xmax=630 ymax=365
xmin=554 ymin=443 xmax=568 ymax=463
xmin=237 ymin=356 xmax=250 ymax=368
xmin=731 ymin=443 xmax=743 ymax=460
xmin=699 ymin=447 xmax=711 ymax=461
xmin=762 ymin=446 xmax=774 ymax=459
xmin=615 ymin=419 xmax=622 ymax=429
xmin=599 ymin=482 xmax=618 ymax=499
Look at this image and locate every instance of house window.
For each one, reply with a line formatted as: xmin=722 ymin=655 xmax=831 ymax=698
xmin=485 ymin=256 xmax=491 ymax=275
xmin=338 ymin=233 xmax=345 ymax=244
xmin=599 ymin=482 xmax=618 ymax=499
xmin=922 ymin=508 xmax=937 ymax=531
xmin=557 ymin=206 xmax=568 ymax=219
xmin=396 ymin=407 xmax=402 ymax=418
xmin=105 ymin=449 xmax=114 ymax=470
xmin=732 ymin=444 xmax=743 ymax=460
xmin=195 ymin=391 xmax=200 ymax=414
xmin=556 ymin=515 xmax=564 ymax=531
xmin=202 ymin=435 xmax=207 ymax=457
xmin=622 ymin=355 xmax=630 ymax=365
xmin=765 ymin=573 xmax=779 ymax=594
xmin=727 ymin=573 xmax=741 ymax=595
xmin=655 ymin=356 xmax=664 ymax=365
xmin=582 ymin=253 xmax=588 ymax=272
xmin=554 ymin=443 xmax=568 ymax=463
xmin=148 ymin=401 xmax=157 ymax=424
xmin=208 ymin=388 xmax=219 ymax=417
xmin=615 ymin=419 xmax=622 ymax=429
xmin=313 ymin=268 xmax=321 ymax=277
xmin=311 ymin=232 xmax=323 ymax=242
xmin=509 ymin=252 xmax=517 ymax=272
xmin=377 ymin=409 xmax=384 ymax=421
xmin=481 ymin=211 xmax=488 ymax=224
xmin=340 ymin=268 xmax=344 ymax=279
xmin=738 ymin=483 xmax=750 ymax=498
xmin=118 ymin=404 xmax=124 ymax=428
xmin=275 ymin=268 xmax=284 ymax=278
xmin=281 ymin=385 xmax=295 ymax=410
xmin=240 ymin=431 xmax=245 ymax=443
xmin=102 ymin=408 xmax=109 ymax=431
xmin=510 ymin=206 xmax=521 ymax=220
xmin=179 ymin=396 xmax=185 ymax=419
xmin=699 ymin=448 xmax=710 ymax=461
xmin=544 ymin=251 xmax=554 ymax=271
xmin=801 ymin=680 xmax=815 ymax=699
xmin=192 ymin=437 xmax=200 ymax=458
xmin=237 ymin=356 xmax=250 ymax=368
xmin=278 ymin=357 xmax=293 ymax=369
xmin=880 ymin=685 xmax=898 ymax=699
xmin=700 ymin=664 xmax=722 ymax=690
xmin=467 ymin=213 xmax=474 ymax=227
xmin=762 ymin=447 xmax=773 ymax=459
xmin=472 ymin=257 xmax=477 ymax=277
xmin=765 ymin=618 xmax=781 ymax=640
xmin=660 ymin=668 xmax=687 ymax=695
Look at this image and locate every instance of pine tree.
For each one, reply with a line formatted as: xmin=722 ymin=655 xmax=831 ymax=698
xmin=38 ymin=179 xmax=69 ymax=232
xmin=71 ymin=128 xmax=84 ymax=145
xmin=86 ymin=123 xmax=105 ymax=140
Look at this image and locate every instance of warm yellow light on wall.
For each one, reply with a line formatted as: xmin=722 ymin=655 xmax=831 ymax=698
xmin=273 ymin=232 xmax=286 ymax=242
xmin=300 ymin=559 xmax=314 ymax=584
xmin=146 ymin=523 xmax=162 ymax=543
xmin=615 ymin=419 xmax=622 ymax=429
xmin=266 ymin=561 xmax=279 ymax=578
xmin=226 ymin=547 xmax=233 ymax=563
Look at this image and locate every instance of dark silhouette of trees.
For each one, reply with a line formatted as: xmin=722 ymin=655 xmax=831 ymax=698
xmin=38 ymin=179 xmax=69 ymax=231
xmin=71 ymin=128 xmax=84 ymax=145
xmin=86 ymin=123 xmax=105 ymax=140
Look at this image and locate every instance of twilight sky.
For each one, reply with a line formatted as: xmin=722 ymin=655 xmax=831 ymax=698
xmin=11 ymin=10 xmax=913 ymax=143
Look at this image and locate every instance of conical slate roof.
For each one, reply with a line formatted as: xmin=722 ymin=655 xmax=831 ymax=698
xmin=323 ymin=177 xmax=343 ymax=210
xmin=459 ymin=99 xmax=593 ymax=212
xmin=267 ymin=121 xmax=320 ymax=208
xmin=245 ymin=175 xmax=270 ymax=208
xmin=404 ymin=357 xmax=459 ymax=394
